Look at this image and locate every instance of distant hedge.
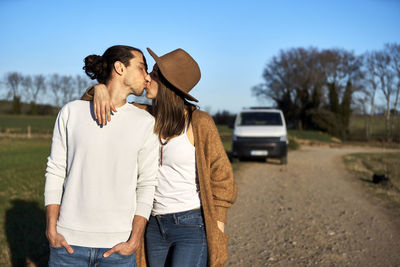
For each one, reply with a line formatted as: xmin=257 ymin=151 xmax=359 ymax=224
xmin=0 ymin=100 xmax=59 ymax=116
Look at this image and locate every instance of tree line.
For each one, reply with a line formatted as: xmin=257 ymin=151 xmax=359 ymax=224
xmin=0 ymin=73 xmax=92 ymax=115
xmin=252 ymin=43 xmax=400 ymax=141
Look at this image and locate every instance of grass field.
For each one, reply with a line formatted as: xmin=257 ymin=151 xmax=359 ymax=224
xmin=1 ymin=114 xmax=398 ymax=141
xmin=0 ymin=138 xmax=51 ymax=266
xmin=344 ymin=152 xmax=400 ymax=208
xmin=288 ymin=129 xmax=336 ymax=143
xmin=0 ymin=115 xmax=56 ymax=135
xmin=349 ymin=114 xmax=400 ymax=142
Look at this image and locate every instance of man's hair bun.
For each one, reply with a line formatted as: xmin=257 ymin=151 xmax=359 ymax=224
xmin=83 ymin=55 xmax=108 ymax=83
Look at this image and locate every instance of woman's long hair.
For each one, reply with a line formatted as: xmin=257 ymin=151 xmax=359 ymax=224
xmin=151 ymin=68 xmax=197 ymax=144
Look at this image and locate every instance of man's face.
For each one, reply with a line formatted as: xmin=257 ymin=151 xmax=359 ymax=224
xmin=123 ymin=51 xmax=149 ymax=96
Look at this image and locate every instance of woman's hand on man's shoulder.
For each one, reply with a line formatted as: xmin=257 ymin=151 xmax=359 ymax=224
xmin=93 ymin=84 xmax=116 ymax=125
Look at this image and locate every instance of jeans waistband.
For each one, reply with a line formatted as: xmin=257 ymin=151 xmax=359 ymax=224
xmin=151 ymin=208 xmax=202 ymax=220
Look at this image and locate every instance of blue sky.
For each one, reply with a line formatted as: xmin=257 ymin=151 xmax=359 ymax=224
xmin=1 ymin=0 xmax=399 ymax=113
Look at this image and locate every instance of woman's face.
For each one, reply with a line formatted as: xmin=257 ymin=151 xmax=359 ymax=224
xmin=145 ymin=64 xmax=159 ymax=99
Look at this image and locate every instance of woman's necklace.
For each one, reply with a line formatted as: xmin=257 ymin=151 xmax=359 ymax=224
xmin=159 ymin=138 xmax=168 ymax=166
xmin=160 ymin=144 xmax=163 ymax=166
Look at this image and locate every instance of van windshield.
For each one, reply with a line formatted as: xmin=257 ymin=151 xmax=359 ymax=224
xmin=237 ymin=112 xmax=283 ymax=126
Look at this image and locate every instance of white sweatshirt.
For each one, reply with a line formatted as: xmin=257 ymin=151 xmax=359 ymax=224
xmin=44 ymin=100 xmax=158 ymax=248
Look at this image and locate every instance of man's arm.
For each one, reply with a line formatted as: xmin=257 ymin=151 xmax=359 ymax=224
xmin=44 ymin=106 xmax=73 ymax=253
xmin=46 ymin=205 xmax=73 ymax=253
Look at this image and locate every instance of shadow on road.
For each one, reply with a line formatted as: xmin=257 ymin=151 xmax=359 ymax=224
xmin=5 ymin=199 xmax=49 ymax=267
xmin=227 ymin=152 xmax=284 ymax=165
xmin=360 ymin=177 xmax=374 ymax=183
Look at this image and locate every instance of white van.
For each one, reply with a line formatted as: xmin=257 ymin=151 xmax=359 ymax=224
xmin=231 ymin=107 xmax=288 ymax=164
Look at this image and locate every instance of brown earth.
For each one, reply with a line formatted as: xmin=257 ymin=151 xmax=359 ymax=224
xmin=225 ymin=146 xmax=400 ymax=267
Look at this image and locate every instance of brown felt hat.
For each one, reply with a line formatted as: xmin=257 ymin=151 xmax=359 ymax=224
xmin=147 ymin=48 xmax=200 ymax=102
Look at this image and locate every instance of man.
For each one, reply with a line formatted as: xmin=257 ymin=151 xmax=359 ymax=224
xmin=44 ymin=45 xmax=158 ymax=266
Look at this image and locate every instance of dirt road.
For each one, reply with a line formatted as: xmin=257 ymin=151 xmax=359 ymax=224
xmin=226 ymin=146 xmax=400 ymax=266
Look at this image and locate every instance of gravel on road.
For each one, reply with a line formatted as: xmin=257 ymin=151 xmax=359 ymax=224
xmin=226 ymin=146 xmax=400 ymax=267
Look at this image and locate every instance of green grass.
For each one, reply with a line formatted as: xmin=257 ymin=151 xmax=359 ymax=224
xmin=217 ymin=125 xmax=233 ymax=152
xmin=349 ymin=115 xmax=400 ymax=142
xmin=0 ymin=138 xmax=51 ymax=266
xmin=1 ymin=113 xmax=398 ymax=142
xmin=288 ymin=129 xmax=336 ymax=143
xmin=287 ymin=135 xmax=301 ymax=150
xmin=344 ymin=152 xmax=400 ymax=208
xmin=0 ymin=115 xmax=56 ymax=134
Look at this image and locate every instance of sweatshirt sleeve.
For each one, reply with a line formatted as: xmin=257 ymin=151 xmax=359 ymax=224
xmin=204 ymin=114 xmax=237 ymax=223
xmin=44 ymin=106 xmax=69 ymax=206
xmin=135 ymin=121 xmax=159 ymax=219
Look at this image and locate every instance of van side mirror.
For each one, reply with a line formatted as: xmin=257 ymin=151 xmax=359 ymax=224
xmin=228 ymin=122 xmax=234 ymax=129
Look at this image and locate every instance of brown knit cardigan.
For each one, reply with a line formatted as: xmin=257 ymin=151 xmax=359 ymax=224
xmin=82 ymin=90 xmax=237 ymax=266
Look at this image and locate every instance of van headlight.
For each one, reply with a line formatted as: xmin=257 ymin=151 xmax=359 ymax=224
xmin=280 ymin=135 xmax=287 ymax=142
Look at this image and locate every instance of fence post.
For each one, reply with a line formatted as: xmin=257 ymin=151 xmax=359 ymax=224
xmin=27 ymin=126 xmax=31 ymax=139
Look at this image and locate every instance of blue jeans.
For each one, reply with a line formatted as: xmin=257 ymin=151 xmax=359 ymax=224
xmin=48 ymin=245 xmax=136 ymax=267
xmin=145 ymin=209 xmax=208 ymax=267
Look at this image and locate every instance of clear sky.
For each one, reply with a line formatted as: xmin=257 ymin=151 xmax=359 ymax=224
xmin=1 ymin=0 xmax=399 ymax=113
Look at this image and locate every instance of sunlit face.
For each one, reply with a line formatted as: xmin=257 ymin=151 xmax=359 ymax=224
xmin=145 ymin=64 xmax=159 ymax=99
xmin=123 ymin=51 xmax=150 ymax=96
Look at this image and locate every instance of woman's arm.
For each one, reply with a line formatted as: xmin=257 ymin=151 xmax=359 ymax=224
xmin=202 ymin=114 xmax=238 ymax=224
xmin=80 ymin=84 xmax=116 ymax=125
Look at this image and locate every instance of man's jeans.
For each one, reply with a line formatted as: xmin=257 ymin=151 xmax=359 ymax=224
xmin=145 ymin=208 xmax=208 ymax=267
xmin=49 ymin=245 xmax=136 ymax=267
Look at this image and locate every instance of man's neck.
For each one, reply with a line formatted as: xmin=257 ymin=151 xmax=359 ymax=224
xmin=106 ymin=79 xmax=128 ymax=108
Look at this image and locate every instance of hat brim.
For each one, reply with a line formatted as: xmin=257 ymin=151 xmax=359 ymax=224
xmin=147 ymin=47 xmax=199 ymax=102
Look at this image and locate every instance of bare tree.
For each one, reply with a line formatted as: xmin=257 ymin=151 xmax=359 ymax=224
xmin=252 ymin=47 xmax=325 ymax=129
xmin=0 ymin=76 xmax=6 ymax=99
xmin=32 ymin=74 xmax=47 ymax=104
xmin=5 ymin=72 xmax=23 ymax=99
xmin=320 ymin=48 xmax=364 ymax=135
xmin=48 ymin=74 xmax=63 ymax=108
xmin=385 ymin=43 xmax=400 ymax=141
xmin=353 ymin=88 xmax=371 ymax=140
xmin=24 ymin=74 xmax=47 ymax=114
xmin=60 ymin=75 xmax=74 ymax=105
xmin=364 ymin=51 xmax=380 ymax=139
xmin=5 ymin=72 xmax=24 ymax=114
xmin=253 ymin=47 xmax=363 ymax=138
xmin=75 ymin=74 xmax=91 ymax=99
xmin=373 ymin=49 xmax=395 ymax=141
xmin=386 ymin=43 xmax=400 ymax=114
xmin=22 ymin=74 xmax=33 ymax=102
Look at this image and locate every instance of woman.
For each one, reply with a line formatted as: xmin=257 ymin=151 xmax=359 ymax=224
xmin=83 ymin=48 xmax=237 ymax=267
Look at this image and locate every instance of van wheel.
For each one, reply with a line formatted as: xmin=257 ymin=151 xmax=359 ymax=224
xmin=280 ymin=156 xmax=287 ymax=165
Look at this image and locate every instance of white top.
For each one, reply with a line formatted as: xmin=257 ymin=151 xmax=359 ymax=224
xmin=44 ymin=100 xmax=159 ymax=248
xmin=152 ymin=122 xmax=201 ymax=215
